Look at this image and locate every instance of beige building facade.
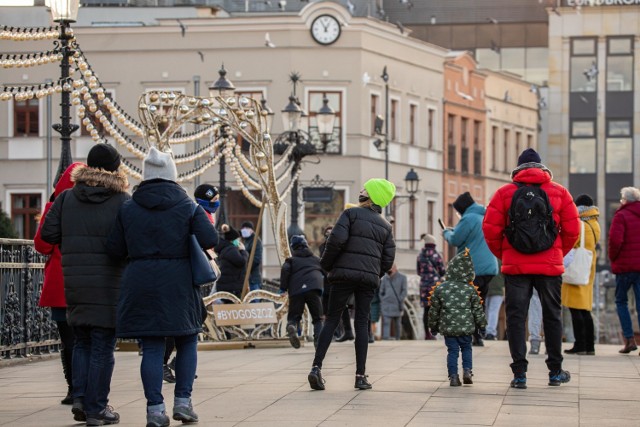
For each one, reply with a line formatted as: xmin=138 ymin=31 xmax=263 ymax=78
xmin=0 ymin=2 xmax=447 ymax=277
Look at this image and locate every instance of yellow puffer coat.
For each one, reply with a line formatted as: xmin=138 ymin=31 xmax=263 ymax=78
xmin=561 ymin=206 xmax=601 ymax=311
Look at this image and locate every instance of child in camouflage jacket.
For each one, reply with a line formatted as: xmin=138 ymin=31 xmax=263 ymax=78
xmin=428 ymin=248 xmax=487 ymax=386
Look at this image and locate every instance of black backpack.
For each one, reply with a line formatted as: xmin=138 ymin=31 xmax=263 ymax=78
xmin=505 ymin=183 xmax=558 ymax=254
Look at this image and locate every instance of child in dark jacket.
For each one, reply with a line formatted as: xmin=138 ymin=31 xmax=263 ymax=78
xmin=280 ymin=235 xmax=325 ymax=349
xmin=429 ymin=248 xmax=487 ymax=386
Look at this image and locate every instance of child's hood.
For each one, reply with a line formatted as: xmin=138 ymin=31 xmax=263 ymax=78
xmin=446 ymin=248 xmax=475 ymax=283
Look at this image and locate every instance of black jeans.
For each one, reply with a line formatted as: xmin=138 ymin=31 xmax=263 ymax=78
xmin=313 ymin=282 xmax=375 ymax=375
xmin=569 ymin=308 xmax=595 ymax=352
xmin=288 ymin=290 xmax=323 ymax=336
xmin=504 ymin=274 xmax=563 ymax=374
xmin=473 ymin=275 xmax=493 ymax=307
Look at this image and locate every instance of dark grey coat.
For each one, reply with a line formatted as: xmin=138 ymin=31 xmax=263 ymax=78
xmin=40 ymin=166 xmax=130 ymax=329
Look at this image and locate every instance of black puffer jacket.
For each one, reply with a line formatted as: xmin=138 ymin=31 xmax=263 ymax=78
xmin=280 ymin=247 xmax=325 ymax=296
xmin=40 ymin=166 xmax=130 ymax=329
xmin=107 ymin=179 xmax=218 ymax=338
xmin=320 ymin=204 xmax=395 ymax=288
xmin=214 ymin=239 xmax=249 ymax=295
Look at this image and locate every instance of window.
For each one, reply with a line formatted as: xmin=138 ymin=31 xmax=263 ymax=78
xmin=81 ymin=90 xmax=114 ymax=137
xmin=427 ymin=200 xmax=435 ymax=235
xmin=447 ymin=114 xmax=456 ymax=171
xmin=460 ymin=118 xmax=468 ymax=174
xmin=503 ymin=129 xmax=510 ymax=172
xmin=427 ymin=109 xmax=435 ymax=149
xmin=570 ymin=119 xmax=596 ymax=174
xmin=515 ymin=132 xmax=522 ymax=158
xmin=304 ymin=189 xmax=345 ymax=252
xmin=235 ymin=90 xmax=265 ymax=152
xmin=491 ymin=126 xmax=498 ymax=171
xmin=391 ymin=99 xmax=399 ymax=141
xmin=473 ymin=121 xmax=481 ymax=175
xmin=409 ymin=103 xmax=417 ymax=145
xmin=570 ymin=38 xmax=597 ymax=93
xmin=606 ymin=118 xmax=632 ymax=173
xmin=11 ymin=193 xmax=41 ymax=239
xmin=308 ymin=90 xmax=342 ymax=154
xmin=226 ymin=189 xmax=261 ymax=235
xmin=14 ymin=99 xmax=39 ymax=136
xmin=527 ymin=134 xmax=533 ymax=149
xmin=607 ymin=37 xmax=634 ymax=92
xmin=370 ymin=94 xmax=379 ymax=136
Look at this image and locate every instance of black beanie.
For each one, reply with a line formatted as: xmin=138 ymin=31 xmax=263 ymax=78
xmin=194 ymin=184 xmax=218 ymax=201
xmin=517 ymin=148 xmax=542 ymax=166
xmin=290 ymin=235 xmax=308 ymax=249
xmin=220 ymin=224 xmax=240 ymax=241
xmin=453 ymin=192 xmax=474 ymax=215
xmin=240 ymin=221 xmax=255 ymax=230
xmin=575 ymin=194 xmax=594 ymax=207
xmin=87 ymin=143 xmax=121 ymax=172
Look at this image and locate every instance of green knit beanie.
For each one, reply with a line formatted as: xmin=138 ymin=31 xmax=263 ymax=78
xmin=363 ymin=178 xmax=396 ymax=208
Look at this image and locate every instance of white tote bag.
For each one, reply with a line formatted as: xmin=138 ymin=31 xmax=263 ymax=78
xmin=562 ymin=221 xmax=593 ymax=286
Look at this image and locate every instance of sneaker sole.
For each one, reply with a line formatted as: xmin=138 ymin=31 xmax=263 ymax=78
xmin=86 ymin=419 xmax=120 ymax=426
xmin=146 ymin=422 xmax=170 ymax=427
xmin=510 ymin=382 xmax=527 ymax=389
xmin=354 ymin=384 xmax=372 ymax=390
xmin=308 ymin=373 xmax=325 ymax=391
xmin=287 ymin=325 xmax=301 ymax=349
xmin=172 ymin=413 xmax=198 ymax=423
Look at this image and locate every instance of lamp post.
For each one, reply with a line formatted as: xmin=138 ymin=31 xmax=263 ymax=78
xmin=382 ymin=66 xmax=389 ymax=185
xmin=193 ymin=75 xmax=201 ymax=188
xmin=209 ymin=65 xmax=235 ymax=227
xmin=404 ymin=168 xmax=420 ymax=249
xmin=50 ymin=0 xmax=80 ymax=186
xmin=278 ymin=74 xmax=336 ymax=239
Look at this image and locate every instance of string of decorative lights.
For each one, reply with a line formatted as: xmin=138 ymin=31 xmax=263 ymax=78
xmin=0 ymin=51 xmax=62 ymax=68
xmin=0 ymin=25 xmax=62 ymax=41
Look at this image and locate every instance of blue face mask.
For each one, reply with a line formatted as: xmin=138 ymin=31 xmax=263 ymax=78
xmin=196 ymin=198 xmax=220 ymax=214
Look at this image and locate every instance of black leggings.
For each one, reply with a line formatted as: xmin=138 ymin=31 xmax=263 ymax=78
xmin=313 ymin=282 xmax=374 ymax=375
xmin=57 ymin=320 xmax=75 ymax=387
xmin=569 ymin=308 xmax=595 ymax=352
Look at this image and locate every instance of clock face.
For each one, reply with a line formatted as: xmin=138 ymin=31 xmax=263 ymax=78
xmin=311 ymin=14 xmax=341 ymax=46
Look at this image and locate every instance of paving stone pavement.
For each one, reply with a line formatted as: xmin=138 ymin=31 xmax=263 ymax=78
xmin=1 ymin=340 xmax=640 ymax=426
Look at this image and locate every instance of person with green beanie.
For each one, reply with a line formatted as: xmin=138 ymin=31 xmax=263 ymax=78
xmin=308 ymin=178 xmax=396 ymax=391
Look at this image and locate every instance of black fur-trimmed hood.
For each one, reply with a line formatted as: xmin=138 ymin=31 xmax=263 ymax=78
xmin=71 ymin=166 xmax=129 ymax=203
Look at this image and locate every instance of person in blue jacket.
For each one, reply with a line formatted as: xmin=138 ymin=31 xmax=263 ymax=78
xmin=107 ymin=147 xmax=218 ymax=427
xmin=443 ymin=191 xmax=498 ymax=346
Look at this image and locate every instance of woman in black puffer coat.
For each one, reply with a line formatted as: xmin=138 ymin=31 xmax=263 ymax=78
xmin=308 ymin=178 xmax=396 ymax=392
xmin=214 ymin=224 xmax=249 ymax=299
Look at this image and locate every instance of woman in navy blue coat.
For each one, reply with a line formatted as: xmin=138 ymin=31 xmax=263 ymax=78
xmin=107 ymin=148 xmax=218 ymax=426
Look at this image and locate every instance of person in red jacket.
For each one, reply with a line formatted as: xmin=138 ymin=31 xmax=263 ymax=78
xmin=608 ymin=186 xmax=640 ymax=354
xmin=33 ymin=162 xmax=85 ymax=405
xmin=482 ymin=148 xmax=579 ymax=390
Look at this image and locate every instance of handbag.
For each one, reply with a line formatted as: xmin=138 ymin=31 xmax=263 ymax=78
xmin=562 ymin=221 xmax=593 ymax=286
xmin=189 ymin=204 xmax=218 ymax=287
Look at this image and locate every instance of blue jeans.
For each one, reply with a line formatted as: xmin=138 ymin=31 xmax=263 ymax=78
xmin=249 ymin=281 xmax=262 ymax=292
xmin=382 ymin=316 xmax=402 ymax=340
xmin=444 ymin=335 xmax=472 ymax=376
xmin=141 ymin=334 xmax=198 ymax=407
xmin=72 ymin=326 xmax=116 ymax=416
xmin=615 ymin=272 xmax=640 ymax=339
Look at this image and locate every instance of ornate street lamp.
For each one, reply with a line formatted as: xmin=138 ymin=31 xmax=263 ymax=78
xmin=405 ymin=168 xmax=420 ymax=197
xmin=50 ymin=0 xmax=80 ymax=185
xmin=208 ymin=65 xmax=236 ymax=227
xmin=281 ymin=95 xmax=302 ymax=133
xmin=316 ymin=96 xmax=336 ymax=150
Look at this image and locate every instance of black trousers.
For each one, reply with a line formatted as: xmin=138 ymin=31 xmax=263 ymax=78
xmin=504 ymin=274 xmax=563 ymax=374
xmin=323 ymin=285 xmax=353 ymax=335
xmin=313 ymin=282 xmax=375 ymax=375
xmin=288 ymin=290 xmax=323 ymax=334
xmin=473 ymin=275 xmax=494 ymax=306
xmin=57 ymin=320 xmax=75 ymax=389
xmin=569 ymin=308 xmax=595 ymax=352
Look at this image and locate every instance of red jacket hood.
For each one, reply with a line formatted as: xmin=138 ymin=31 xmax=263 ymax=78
xmin=53 ymin=162 xmax=86 ymax=197
xmin=511 ymin=164 xmax=553 ymax=185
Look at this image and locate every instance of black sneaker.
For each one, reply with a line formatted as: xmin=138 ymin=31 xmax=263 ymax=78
xmin=163 ymin=365 xmax=176 ymax=383
xmin=287 ymin=324 xmax=301 ymax=349
xmin=463 ymin=369 xmax=473 ymax=385
xmin=354 ymin=374 xmax=372 ymax=390
xmin=146 ymin=411 xmax=170 ymax=427
xmin=72 ymin=398 xmax=86 ymax=422
xmin=61 ymin=390 xmax=73 ymax=405
xmin=510 ymin=373 xmax=527 ymax=389
xmin=548 ymin=369 xmax=571 ymax=386
xmin=308 ymin=366 xmax=325 ymax=391
xmin=86 ymin=406 xmax=120 ymax=426
xmin=449 ymin=374 xmax=462 ymax=386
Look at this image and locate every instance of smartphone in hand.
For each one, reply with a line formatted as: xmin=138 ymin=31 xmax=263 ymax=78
xmin=438 ymin=219 xmax=446 ymax=230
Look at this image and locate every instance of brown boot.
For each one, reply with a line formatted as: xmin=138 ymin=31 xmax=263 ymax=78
xmin=619 ymin=337 xmax=638 ymax=354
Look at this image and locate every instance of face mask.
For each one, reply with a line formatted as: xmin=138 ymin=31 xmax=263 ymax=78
xmin=196 ymin=198 xmax=220 ymax=214
xmin=358 ymin=195 xmax=369 ymax=203
xmin=241 ymin=228 xmax=253 ymax=238
xmin=232 ymin=239 xmax=240 ymax=247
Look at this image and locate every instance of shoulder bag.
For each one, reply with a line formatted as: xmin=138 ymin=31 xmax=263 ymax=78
xmin=562 ymin=221 xmax=593 ymax=286
xmin=189 ymin=204 xmax=218 ymax=287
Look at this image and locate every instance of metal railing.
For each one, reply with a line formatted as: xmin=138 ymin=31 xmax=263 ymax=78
xmin=0 ymin=239 xmax=59 ymax=358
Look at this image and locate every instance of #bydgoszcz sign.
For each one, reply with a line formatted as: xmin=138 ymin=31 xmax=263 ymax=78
xmin=212 ymin=302 xmax=278 ymax=326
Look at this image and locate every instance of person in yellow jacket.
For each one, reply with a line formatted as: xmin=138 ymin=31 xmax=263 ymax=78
xmin=562 ymin=194 xmax=600 ymax=355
